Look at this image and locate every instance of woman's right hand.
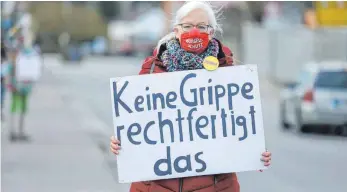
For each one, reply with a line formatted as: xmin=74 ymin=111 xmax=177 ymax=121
xmin=110 ymin=136 xmax=121 ymax=155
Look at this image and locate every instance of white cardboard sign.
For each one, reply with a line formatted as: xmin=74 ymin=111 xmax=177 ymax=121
xmin=15 ymin=51 xmax=42 ymax=81
xmin=110 ymin=64 xmax=267 ymax=183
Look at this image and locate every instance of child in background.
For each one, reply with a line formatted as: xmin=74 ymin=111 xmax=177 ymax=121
xmin=7 ymin=44 xmax=35 ymax=141
xmin=5 ymin=18 xmax=41 ymax=141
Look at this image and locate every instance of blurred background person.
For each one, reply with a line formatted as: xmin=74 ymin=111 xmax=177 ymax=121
xmin=6 ymin=35 xmax=36 ymax=141
xmin=4 ymin=5 xmax=39 ymax=141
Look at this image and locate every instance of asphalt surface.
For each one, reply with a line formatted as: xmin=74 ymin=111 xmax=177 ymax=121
xmin=39 ymin=54 xmax=347 ymax=192
xmin=1 ymin=56 xmax=128 ymax=192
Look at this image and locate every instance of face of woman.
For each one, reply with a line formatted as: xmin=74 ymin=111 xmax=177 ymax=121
xmin=174 ymin=9 xmax=213 ymax=41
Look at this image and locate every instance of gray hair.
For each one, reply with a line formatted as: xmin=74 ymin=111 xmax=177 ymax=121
xmin=156 ymin=1 xmax=223 ymax=52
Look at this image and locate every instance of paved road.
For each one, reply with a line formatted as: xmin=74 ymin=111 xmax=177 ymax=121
xmin=1 ymin=57 xmax=130 ymax=192
xmin=44 ymin=54 xmax=347 ymax=192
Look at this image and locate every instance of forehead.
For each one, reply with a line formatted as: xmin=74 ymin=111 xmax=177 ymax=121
xmin=180 ymin=9 xmax=209 ymax=24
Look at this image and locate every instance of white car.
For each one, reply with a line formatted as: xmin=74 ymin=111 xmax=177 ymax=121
xmin=280 ymin=61 xmax=347 ymax=136
xmin=130 ymin=7 xmax=165 ymax=56
xmin=107 ymin=21 xmax=134 ymax=56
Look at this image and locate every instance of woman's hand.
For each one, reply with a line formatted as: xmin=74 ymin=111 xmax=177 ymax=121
xmin=110 ymin=136 xmax=121 ymax=155
xmin=259 ymin=151 xmax=271 ymax=172
xmin=261 ymin=151 xmax=271 ymax=166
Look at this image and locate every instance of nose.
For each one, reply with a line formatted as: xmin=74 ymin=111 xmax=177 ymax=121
xmin=189 ymin=27 xmax=200 ymax=36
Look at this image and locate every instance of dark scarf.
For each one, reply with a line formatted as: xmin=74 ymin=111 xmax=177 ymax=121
xmin=160 ymin=38 xmax=219 ymax=72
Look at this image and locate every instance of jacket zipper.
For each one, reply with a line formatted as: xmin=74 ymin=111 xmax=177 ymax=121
xmin=179 ymin=178 xmax=183 ymax=192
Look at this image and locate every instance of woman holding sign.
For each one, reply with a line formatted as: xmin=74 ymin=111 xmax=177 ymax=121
xmin=110 ymin=1 xmax=272 ymax=192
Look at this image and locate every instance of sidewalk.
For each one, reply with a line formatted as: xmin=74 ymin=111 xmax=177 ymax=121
xmin=1 ymin=71 xmax=130 ymax=192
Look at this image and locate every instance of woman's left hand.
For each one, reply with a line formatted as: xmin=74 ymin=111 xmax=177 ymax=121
xmin=259 ymin=151 xmax=271 ymax=172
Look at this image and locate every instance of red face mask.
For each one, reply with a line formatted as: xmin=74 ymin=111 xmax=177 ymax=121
xmin=180 ymin=28 xmax=209 ymax=54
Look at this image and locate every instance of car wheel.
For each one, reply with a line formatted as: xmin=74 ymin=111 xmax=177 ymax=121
xmin=340 ymin=125 xmax=347 ymax=137
xmin=294 ymin=107 xmax=307 ymax=133
xmin=124 ymin=51 xmax=133 ymax=56
xmin=280 ymin=101 xmax=291 ymax=129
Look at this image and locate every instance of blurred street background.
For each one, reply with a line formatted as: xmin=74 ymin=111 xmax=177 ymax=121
xmin=1 ymin=1 xmax=347 ymax=192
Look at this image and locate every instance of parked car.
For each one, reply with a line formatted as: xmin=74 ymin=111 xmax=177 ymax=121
xmin=91 ymin=36 xmax=108 ymax=55
xmin=107 ymin=8 xmax=165 ymax=56
xmin=130 ymin=7 xmax=165 ymax=56
xmin=107 ymin=21 xmax=134 ymax=56
xmin=280 ymin=61 xmax=347 ymax=135
xmin=61 ymin=41 xmax=83 ymax=62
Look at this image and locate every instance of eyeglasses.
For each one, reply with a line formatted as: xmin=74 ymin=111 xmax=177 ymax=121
xmin=177 ymin=23 xmax=212 ymax=33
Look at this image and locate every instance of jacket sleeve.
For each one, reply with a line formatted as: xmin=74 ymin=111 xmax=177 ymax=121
xmin=139 ymin=48 xmax=166 ymax=75
xmin=138 ymin=46 xmax=162 ymax=75
xmin=138 ymin=56 xmax=156 ymax=75
xmin=222 ymin=46 xmax=234 ymax=66
xmin=230 ymin=173 xmax=240 ymax=192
